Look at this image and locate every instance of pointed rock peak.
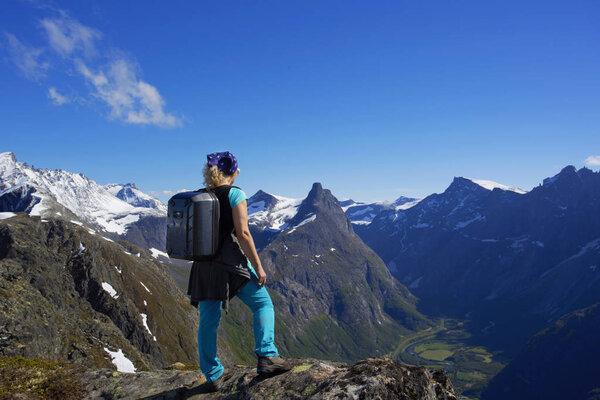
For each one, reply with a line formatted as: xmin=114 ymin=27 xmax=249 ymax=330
xmin=305 ymin=182 xmax=333 ymax=205
xmin=445 ymin=177 xmax=484 ymax=194
xmin=543 ymin=165 xmax=578 ymax=186
xmin=0 ymin=152 xmax=19 ymax=175
xmin=247 ymin=189 xmax=291 ymax=213
xmin=249 ymin=189 xmax=278 ymax=204
xmin=559 ymin=165 xmax=577 ymax=176
xmin=578 ymin=166 xmax=595 ymax=179
xmin=310 ymin=182 xmax=323 ymax=194
xmin=0 ymin=152 xmax=16 ymax=163
xmin=123 ymin=183 xmax=137 ymax=189
xmin=253 ymin=189 xmax=269 ymax=197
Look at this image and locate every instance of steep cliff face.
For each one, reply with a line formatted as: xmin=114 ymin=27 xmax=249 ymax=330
xmin=0 ymin=213 xmax=203 ymax=372
xmin=482 ymin=302 xmax=600 ymax=400
xmin=244 ymin=183 xmax=431 ymax=362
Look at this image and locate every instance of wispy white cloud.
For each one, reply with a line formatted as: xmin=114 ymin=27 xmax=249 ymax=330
xmin=3 ymin=33 xmax=49 ymax=80
xmin=584 ymin=155 xmax=600 ymax=167
xmin=76 ymin=58 xmax=181 ymax=127
xmin=47 ymin=86 xmax=69 ymax=105
xmin=39 ymin=12 xmax=101 ymax=58
xmin=3 ymin=8 xmax=181 ymax=128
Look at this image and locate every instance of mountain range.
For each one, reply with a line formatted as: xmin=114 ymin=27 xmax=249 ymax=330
xmin=0 ymin=152 xmax=431 ymax=367
xmin=2 ymin=150 xmax=600 ymax=398
xmin=0 ymin=152 xmax=166 ymax=250
xmin=349 ymin=165 xmax=600 ymax=359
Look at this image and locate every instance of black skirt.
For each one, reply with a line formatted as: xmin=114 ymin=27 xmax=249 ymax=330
xmin=187 ymin=233 xmax=251 ymax=311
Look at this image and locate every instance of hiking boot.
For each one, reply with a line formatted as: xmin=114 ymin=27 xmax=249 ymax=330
xmin=203 ymin=374 xmax=224 ymax=393
xmin=256 ymin=355 xmax=291 ymax=375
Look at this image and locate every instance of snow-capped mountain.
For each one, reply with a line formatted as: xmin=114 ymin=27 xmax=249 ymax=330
xmin=340 ymin=199 xmax=393 ymax=226
xmin=340 ymin=196 xmax=422 ymax=226
xmin=105 ymin=183 xmax=167 ymax=212
xmin=248 ymin=190 xmax=303 ymax=232
xmin=246 ymin=190 xmax=304 ymax=250
xmin=0 ymin=152 xmax=166 ymax=248
xmin=464 ymin=178 xmax=527 ymax=194
xmin=353 ymin=166 xmax=600 ymax=356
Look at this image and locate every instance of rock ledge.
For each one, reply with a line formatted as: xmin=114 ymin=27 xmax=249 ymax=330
xmin=82 ymin=357 xmax=457 ymax=399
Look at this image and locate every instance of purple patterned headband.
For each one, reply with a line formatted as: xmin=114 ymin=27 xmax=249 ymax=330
xmin=206 ymin=151 xmax=238 ymax=175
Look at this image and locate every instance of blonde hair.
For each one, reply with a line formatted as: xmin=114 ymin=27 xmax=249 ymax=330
xmin=203 ymin=164 xmax=227 ymax=190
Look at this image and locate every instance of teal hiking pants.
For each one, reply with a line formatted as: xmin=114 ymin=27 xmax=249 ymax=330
xmin=197 ymin=273 xmax=279 ymax=383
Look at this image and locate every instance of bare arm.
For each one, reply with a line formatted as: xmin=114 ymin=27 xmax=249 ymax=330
xmin=232 ymin=200 xmax=267 ymax=287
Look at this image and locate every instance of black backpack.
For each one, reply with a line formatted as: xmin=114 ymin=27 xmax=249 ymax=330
xmin=166 ymin=189 xmax=220 ymax=261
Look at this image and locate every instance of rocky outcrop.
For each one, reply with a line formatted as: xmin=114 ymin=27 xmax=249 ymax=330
xmin=76 ymin=357 xmax=456 ymax=399
xmin=0 ymin=213 xmax=203 ymax=371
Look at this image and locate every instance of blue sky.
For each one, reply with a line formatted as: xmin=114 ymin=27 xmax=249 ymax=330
xmin=2 ymin=0 xmax=600 ymax=202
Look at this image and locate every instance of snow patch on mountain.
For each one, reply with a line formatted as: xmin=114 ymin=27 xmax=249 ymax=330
xmin=140 ymin=313 xmax=157 ymax=341
xmin=395 ymin=199 xmax=421 ymax=210
xmin=29 ymin=194 xmax=47 ymax=216
xmin=150 ymin=248 xmax=169 ymax=259
xmin=454 ymin=214 xmax=485 ymax=230
xmin=248 ymin=192 xmax=303 ymax=231
xmin=140 ymin=281 xmax=152 ymax=294
xmin=0 ymin=212 xmax=16 ymax=220
xmin=103 ymin=348 xmax=136 ymax=373
xmin=102 ymin=282 xmax=119 ymax=299
xmin=95 ymin=214 xmax=140 ymax=235
xmin=465 ymin=178 xmax=527 ymax=194
xmin=76 ymin=242 xmax=86 ymax=255
xmin=105 ymin=183 xmax=167 ymax=212
xmin=287 ymin=213 xmax=316 ymax=233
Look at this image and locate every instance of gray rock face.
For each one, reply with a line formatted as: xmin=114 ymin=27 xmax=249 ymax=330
xmin=247 ymin=183 xmax=431 ymax=362
xmin=121 ymin=215 xmax=167 ymax=251
xmin=79 ymin=357 xmax=457 ymax=399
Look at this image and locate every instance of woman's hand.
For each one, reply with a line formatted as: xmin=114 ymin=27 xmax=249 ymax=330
xmin=255 ymin=266 xmax=267 ymax=288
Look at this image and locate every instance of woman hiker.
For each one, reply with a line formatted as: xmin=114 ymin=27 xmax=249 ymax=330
xmin=187 ymin=151 xmax=291 ymax=392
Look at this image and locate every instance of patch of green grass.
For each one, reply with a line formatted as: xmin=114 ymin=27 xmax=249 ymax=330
xmin=466 ymin=347 xmax=493 ymax=363
xmin=393 ymin=319 xmax=505 ymax=399
xmin=419 ymin=349 xmax=454 ymax=361
xmin=414 ymin=341 xmax=454 ymax=354
xmin=0 ymin=356 xmax=85 ymax=400
xmin=457 ymin=371 xmax=486 ymax=381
